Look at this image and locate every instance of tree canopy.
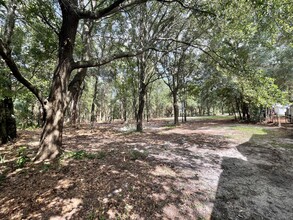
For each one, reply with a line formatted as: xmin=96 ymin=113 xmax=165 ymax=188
xmin=0 ymin=0 xmax=292 ymax=160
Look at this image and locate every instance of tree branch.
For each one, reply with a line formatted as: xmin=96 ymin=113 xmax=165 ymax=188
xmin=156 ymin=37 xmax=238 ymax=70
xmin=157 ymin=0 xmax=216 ymax=16
xmin=72 ymin=49 xmax=147 ymax=70
xmin=0 ymin=39 xmax=44 ymax=105
xmin=77 ymin=0 xmax=126 ymax=19
xmin=38 ymin=14 xmax=59 ymax=36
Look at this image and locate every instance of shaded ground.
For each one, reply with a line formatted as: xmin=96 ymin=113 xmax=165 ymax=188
xmin=0 ymin=118 xmax=293 ymax=219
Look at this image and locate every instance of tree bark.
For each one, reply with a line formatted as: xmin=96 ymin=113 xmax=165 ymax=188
xmin=34 ymin=1 xmax=79 ymax=162
xmin=136 ymin=54 xmax=147 ymax=132
xmin=0 ymin=84 xmax=17 ymax=144
xmin=146 ymin=90 xmax=150 ymax=122
xmin=122 ymin=96 xmax=127 ymax=123
xmin=0 ymin=100 xmax=7 ymax=144
xmin=172 ymin=90 xmax=179 ymax=125
xmin=184 ymin=100 xmax=187 ymax=122
xmin=34 ymin=62 xmax=71 ymax=162
xmin=136 ymin=83 xmax=146 ymax=132
xmin=68 ymin=68 xmax=87 ymax=127
xmin=90 ymin=76 xmax=98 ymax=127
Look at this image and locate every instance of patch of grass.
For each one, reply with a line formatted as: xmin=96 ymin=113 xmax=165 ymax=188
xmin=17 ymin=146 xmax=27 ymax=156
xmin=86 ymin=210 xmax=97 ymax=220
xmin=98 ymin=216 xmax=106 ymax=220
xmin=65 ymin=150 xmax=91 ymax=160
xmin=129 ymin=149 xmax=148 ymax=160
xmin=193 ymin=115 xmax=234 ymax=120
xmin=16 ymin=156 xmax=30 ymax=168
xmin=164 ymin=124 xmax=177 ymax=129
xmin=270 ymin=141 xmax=293 ymax=150
xmin=64 ymin=150 xmax=106 ymax=160
xmin=16 ymin=146 xmax=30 ymax=168
xmin=231 ymin=125 xmax=268 ymax=135
xmin=279 ymin=143 xmax=293 ymax=149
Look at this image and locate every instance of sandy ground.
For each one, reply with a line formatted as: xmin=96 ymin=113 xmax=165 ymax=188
xmin=0 ymin=118 xmax=292 ymax=219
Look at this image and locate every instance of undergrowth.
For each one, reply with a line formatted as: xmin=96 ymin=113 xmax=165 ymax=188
xmin=16 ymin=146 xmax=30 ymax=168
xmin=64 ymin=150 xmax=106 ymax=160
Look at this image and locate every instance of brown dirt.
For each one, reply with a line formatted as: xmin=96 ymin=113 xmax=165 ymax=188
xmin=0 ymin=119 xmax=292 ymax=220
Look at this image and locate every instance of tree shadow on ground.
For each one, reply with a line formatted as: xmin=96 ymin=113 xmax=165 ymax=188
xmin=2 ymin=121 xmax=292 ymax=219
xmin=0 ymin=122 xmax=228 ymax=219
xmin=211 ymin=131 xmax=293 ymax=220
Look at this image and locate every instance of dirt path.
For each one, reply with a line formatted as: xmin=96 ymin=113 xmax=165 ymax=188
xmin=0 ymin=119 xmax=292 ymax=219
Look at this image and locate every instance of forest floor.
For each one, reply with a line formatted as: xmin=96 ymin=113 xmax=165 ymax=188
xmin=0 ymin=117 xmax=293 ymax=220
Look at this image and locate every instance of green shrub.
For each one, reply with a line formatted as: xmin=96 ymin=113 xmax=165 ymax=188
xmin=17 ymin=146 xmax=27 ymax=156
xmin=16 ymin=146 xmax=30 ymax=168
xmin=16 ymin=156 xmax=30 ymax=168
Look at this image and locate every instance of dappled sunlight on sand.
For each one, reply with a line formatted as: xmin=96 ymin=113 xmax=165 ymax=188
xmin=145 ymin=123 xmax=253 ymax=219
xmin=150 ymin=165 xmax=177 ymax=177
xmin=48 ymin=198 xmax=83 ymax=220
xmin=1 ymin=119 xmax=292 ymax=219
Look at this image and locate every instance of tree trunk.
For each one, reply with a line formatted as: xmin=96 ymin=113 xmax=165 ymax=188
xmin=69 ymin=68 xmax=87 ymax=128
xmin=90 ymin=76 xmax=98 ymax=128
xmin=136 ymin=55 xmax=147 ymax=132
xmin=207 ymin=105 xmax=211 ymax=116
xmin=136 ymin=83 xmax=146 ymax=132
xmin=70 ymin=80 xmax=82 ymax=127
xmin=184 ymin=100 xmax=187 ymax=122
xmin=132 ymin=91 xmax=138 ymax=122
xmin=122 ymin=97 xmax=127 ymax=123
xmin=67 ymin=17 xmax=92 ymax=127
xmin=4 ymin=98 xmax=16 ymax=140
xmin=198 ymin=105 xmax=202 ymax=116
xmin=172 ymin=90 xmax=179 ymax=125
xmin=34 ymin=2 xmax=79 ymax=162
xmin=235 ymin=99 xmax=242 ymax=120
xmin=0 ymin=100 xmax=8 ymax=144
xmin=146 ymin=90 xmax=150 ymax=122
xmin=34 ymin=63 xmax=70 ymax=162
xmin=0 ymin=96 xmax=16 ymax=144
xmin=221 ymin=99 xmax=224 ymax=115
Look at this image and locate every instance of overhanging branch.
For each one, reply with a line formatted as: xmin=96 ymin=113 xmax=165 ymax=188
xmin=157 ymin=37 xmax=238 ymax=70
xmin=77 ymin=0 xmax=147 ymax=20
xmin=72 ymin=49 xmax=147 ymax=70
xmin=0 ymin=39 xmax=44 ymax=105
xmin=157 ymin=0 xmax=216 ymax=16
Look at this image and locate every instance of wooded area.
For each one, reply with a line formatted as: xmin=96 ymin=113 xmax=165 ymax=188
xmin=0 ymin=0 xmax=293 ymax=219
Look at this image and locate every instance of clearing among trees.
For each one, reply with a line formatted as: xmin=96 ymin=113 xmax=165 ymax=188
xmin=0 ymin=118 xmax=292 ymax=219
